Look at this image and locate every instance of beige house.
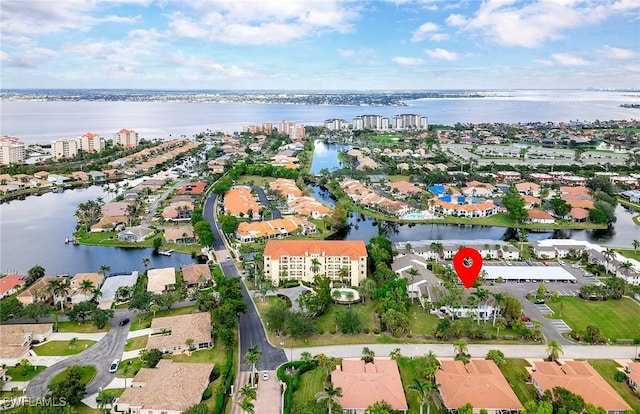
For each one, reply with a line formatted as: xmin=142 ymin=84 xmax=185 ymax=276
xmin=435 ymin=359 xmax=523 ymax=413
xmin=146 ymin=267 xmax=176 ymax=294
xmin=17 ymin=277 xmax=57 ymax=305
xmin=0 ymin=324 xmax=53 ymax=361
xmin=264 ymin=240 xmax=368 ymax=287
xmin=529 ymin=360 xmax=631 ymax=414
xmin=331 ymin=358 xmax=408 ymax=413
xmin=66 ymin=272 xmax=104 ymax=304
xmin=164 ymin=226 xmax=196 ymax=244
xmin=181 ymin=264 xmax=212 ymax=288
xmin=116 ymin=360 xmax=213 ymax=414
xmin=147 ymin=313 xmax=212 ymax=354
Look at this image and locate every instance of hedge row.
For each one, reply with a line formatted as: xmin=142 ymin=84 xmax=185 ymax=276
xmin=276 ymin=360 xmax=319 ymax=414
xmin=212 ymin=348 xmax=234 ymax=414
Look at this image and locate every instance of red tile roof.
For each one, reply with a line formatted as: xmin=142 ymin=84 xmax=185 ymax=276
xmin=264 ymin=240 xmax=367 ymax=261
xmin=0 ymin=274 xmax=25 ymax=294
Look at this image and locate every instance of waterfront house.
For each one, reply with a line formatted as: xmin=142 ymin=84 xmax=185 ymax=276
xmin=147 ymin=313 xmax=213 ymax=353
xmin=436 ymin=359 xmax=522 ymax=414
xmin=0 ymin=274 xmax=25 ymax=299
xmin=525 ymin=209 xmax=555 ymax=224
xmin=66 ymin=272 xmax=104 ymax=304
xmin=269 ymin=178 xmax=302 ymax=200
xmin=16 ymin=277 xmax=56 ymax=305
xmin=568 ymin=207 xmax=589 ymax=222
xmin=117 ymin=226 xmax=154 ymax=242
xmin=331 ymin=358 xmax=408 ymax=414
xmin=287 ymin=196 xmax=332 ymax=218
xmin=223 ymin=186 xmax=260 ymax=219
xmin=164 ymin=226 xmax=196 ymax=244
xmin=147 ymin=267 xmax=176 ymax=294
xmin=116 ymin=360 xmax=213 ymax=414
xmin=161 ymin=201 xmax=194 ymax=221
xmin=528 ymin=360 xmax=631 ymax=413
xmin=181 ymin=264 xmax=212 ymax=288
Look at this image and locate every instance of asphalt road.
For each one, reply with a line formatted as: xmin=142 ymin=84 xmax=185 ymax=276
xmin=27 ymin=310 xmax=135 ymax=399
xmin=204 ymin=192 xmax=287 ymax=370
xmin=253 ymin=186 xmax=282 ymax=220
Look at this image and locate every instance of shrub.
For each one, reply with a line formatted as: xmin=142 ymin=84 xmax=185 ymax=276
xmin=329 ymin=329 xmax=336 ymax=335
xmin=201 ymin=388 xmax=212 ymax=400
xmin=373 ymin=328 xmax=380 ymax=335
xmin=614 ymin=371 xmax=627 ymax=382
xmin=363 ymin=328 xmax=370 ymax=334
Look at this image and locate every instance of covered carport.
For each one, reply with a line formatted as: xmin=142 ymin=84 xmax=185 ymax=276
xmin=482 ymin=266 xmax=576 ymax=283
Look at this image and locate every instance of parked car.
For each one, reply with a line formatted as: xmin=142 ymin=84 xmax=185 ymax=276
xmin=109 ymin=359 xmax=120 ymax=373
xmin=520 ymin=316 xmax=531 ymax=322
xmin=542 ymin=261 xmax=549 ymax=266
xmin=534 ymin=299 xmax=545 ymax=304
xmin=119 ymin=318 xmax=130 ymax=326
xmin=262 ymin=370 xmax=269 ymax=381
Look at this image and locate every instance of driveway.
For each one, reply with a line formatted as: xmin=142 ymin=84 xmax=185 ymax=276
xmin=26 ymin=311 xmax=134 ymax=399
xmin=253 ymin=186 xmax=282 ymax=220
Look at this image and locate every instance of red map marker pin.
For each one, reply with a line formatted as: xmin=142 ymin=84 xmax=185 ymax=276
xmin=453 ymin=247 xmax=483 ymax=289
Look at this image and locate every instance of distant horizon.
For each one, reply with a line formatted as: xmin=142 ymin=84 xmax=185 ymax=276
xmin=3 ymin=88 xmax=640 ymax=92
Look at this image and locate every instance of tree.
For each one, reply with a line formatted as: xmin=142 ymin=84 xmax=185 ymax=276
xmin=48 ymin=279 xmax=68 ymax=311
xmin=381 ymin=308 xmax=409 ymax=337
xmin=549 ymin=197 xmax=571 ymax=218
xmin=238 ymin=383 xmax=257 ymax=400
xmin=218 ymin=214 xmax=240 ymax=234
xmin=22 ymin=301 xmax=51 ymax=323
xmin=287 ymin=311 xmax=317 ymax=338
xmin=96 ymin=390 xmax=115 ymax=413
xmin=236 ymin=396 xmax=255 ymax=414
xmin=310 ymin=258 xmax=321 ymax=276
xmin=358 ymin=278 xmax=376 ymax=303
xmin=244 ymin=345 xmax=262 ymax=387
xmin=453 ymin=339 xmax=469 ymax=362
xmin=47 ymin=365 xmax=87 ymax=406
xmin=502 ymin=189 xmax=528 ymax=224
xmin=486 ymin=349 xmax=506 ymax=367
xmin=27 ymin=265 xmax=46 ymax=285
xmin=422 ymin=351 xmax=440 ymax=382
xmin=522 ymin=400 xmax=553 ymax=414
xmin=543 ymin=386 xmax=585 ymax=413
xmin=98 ymin=264 xmax=111 ymax=278
xmin=338 ymin=308 xmax=362 ymax=334
xmin=633 ymin=239 xmax=640 ymax=253
xmin=361 ymin=347 xmax=375 ymax=363
xmin=91 ymin=307 xmax=114 ymax=329
xmin=142 ymin=258 xmax=151 ymax=272
xmin=408 ymin=379 xmax=441 ymax=414
xmin=365 ymin=401 xmax=398 ymax=414
xmin=18 ymin=358 xmax=32 ymax=376
xmin=315 ymin=383 xmax=343 ymax=414
xmin=603 ymin=248 xmax=616 ymax=274
xmin=79 ymin=279 xmax=95 ymax=300
xmin=182 ymin=403 xmax=209 ymax=414
xmin=546 ymin=340 xmax=563 ymax=362
xmin=264 ymin=298 xmax=289 ymax=335
xmin=139 ymin=348 xmax=163 ymax=368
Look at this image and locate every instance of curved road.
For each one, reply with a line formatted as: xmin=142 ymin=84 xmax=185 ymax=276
xmin=204 ymin=193 xmax=287 ymax=370
xmin=27 ymin=311 xmax=134 ymax=399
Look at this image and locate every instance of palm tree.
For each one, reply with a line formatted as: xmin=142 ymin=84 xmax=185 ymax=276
xmin=99 ymin=264 xmax=111 ymax=278
xmin=633 ymin=239 xmax=640 ymax=253
xmin=546 ymin=340 xmax=563 ymax=362
xmin=142 ymin=258 xmax=150 ymax=272
xmin=407 ymin=268 xmax=420 ymax=302
xmin=244 ymin=345 xmax=262 ymax=387
xmin=238 ymin=383 xmax=256 ymax=400
xmin=79 ymin=279 xmax=95 ymax=300
xmin=361 ymin=347 xmax=375 ymax=363
xmin=236 ymin=396 xmax=255 ymax=414
xmin=491 ymin=292 xmax=506 ymax=326
xmin=185 ymin=338 xmax=194 ymax=351
xmin=338 ymin=266 xmax=350 ymax=287
xmin=430 ymin=242 xmax=444 ymax=261
xmin=408 ymin=379 xmax=441 ymax=414
xmin=471 ymin=288 xmax=489 ymax=325
xmin=358 ymin=278 xmax=376 ymax=304
xmin=97 ymin=390 xmax=114 ymax=413
xmin=310 ymin=258 xmax=321 ymax=276
xmin=603 ymin=248 xmax=616 ymax=275
xmin=315 ymin=383 xmax=343 ymax=414
xmin=122 ymin=363 xmax=130 ymax=388
xmin=48 ymin=279 xmax=68 ymax=310
xmin=453 ymin=339 xmax=469 ymax=359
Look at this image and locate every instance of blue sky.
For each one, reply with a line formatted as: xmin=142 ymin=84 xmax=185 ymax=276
xmin=1 ymin=0 xmax=639 ymax=90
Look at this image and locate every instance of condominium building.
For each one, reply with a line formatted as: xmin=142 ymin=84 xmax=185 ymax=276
xmin=289 ymin=124 xmax=306 ymax=141
xmin=79 ymin=132 xmax=104 ymax=153
xmin=392 ymin=114 xmax=428 ymax=130
xmin=263 ymin=240 xmax=368 ymax=286
xmin=353 ymin=115 xmax=389 ymax=131
xmin=51 ymin=138 xmax=79 ymax=160
xmin=0 ymin=136 xmax=25 ymax=165
xmin=278 ymin=120 xmax=296 ymax=135
xmin=324 ymin=118 xmax=349 ymax=131
xmin=243 ymin=123 xmax=273 ymax=134
xmin=113 ymin=128 xmax=139 ymax=148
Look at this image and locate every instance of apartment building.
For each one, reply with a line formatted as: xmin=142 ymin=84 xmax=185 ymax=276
xmin=79 ymin=132 xmax=104 ymax=153
xmin=113 ymin=128 xmax=139 ymax=148
xmin=0 ymin=136 xmax=25 ymax=165
xmin=51 ymin=138 xmax=80 ymax=160
xmin=324 ymin=118 xmax=349 ymax=131
xmin=392 ymin=113 xmax=428 ymax=130
xmin=352 ymin=115 xmax=389 ymax=131
xmin=264 ymin=240 xmax=368 ymax=286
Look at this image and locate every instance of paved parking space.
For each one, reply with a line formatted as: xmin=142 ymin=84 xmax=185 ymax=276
xmin=550 ymin=320 xmax=572 ymax=332
xmin=535 ymin=304 xmax=554 ymax=315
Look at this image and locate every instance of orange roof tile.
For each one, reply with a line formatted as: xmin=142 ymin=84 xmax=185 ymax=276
xmin=0 ymin=275 xmax=25 ymax=295
xmin=224 ymin=187 xmax=260 ymax=216
xmin=264 ymin=240 xmax=367 ymax=260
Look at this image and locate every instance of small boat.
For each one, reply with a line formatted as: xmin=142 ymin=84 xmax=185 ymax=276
xmin=65 ymin=237 xmax=69 ymax=244
xmin=158 ymin=249 xmax=174 ymax=256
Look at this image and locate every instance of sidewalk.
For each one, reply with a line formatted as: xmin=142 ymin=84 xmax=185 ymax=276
xmin=82 ymin=377 xmax=129 ymax=409
xmin=127 ymin=328 xmax=151 ymax=339
xmin=49 ymin=332 xmax=107 ymax=341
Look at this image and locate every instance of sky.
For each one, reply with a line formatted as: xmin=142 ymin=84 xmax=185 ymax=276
xmin=1 ymin=0 xmax=639 ymax=90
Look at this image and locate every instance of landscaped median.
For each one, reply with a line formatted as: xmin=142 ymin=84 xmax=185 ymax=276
xmin=32 ymin=339 xmax=97 ymax=356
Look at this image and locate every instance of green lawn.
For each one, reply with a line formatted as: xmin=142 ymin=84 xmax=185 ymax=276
xmin=291 ymin=366 xmax=327 ymax=408
xmin=51 ymin=365 xmax=97 ymax=387
xmin=124 ymin=335 xmax=148 ymax=351
xmin=397 ymin=356 xmax=441 ymax=414
xmin=234 ymin=175 xmax=276 ymax=187
xmin=56 ymin=321 xmax=109 ymax=333
xmin=588 ymin=359 xmax=640 ymax=413
xmin=616 ymin=248 xmax=640 ymax=261
xmin=130 ymin=305 xmax=198 ymax=330
xmin=388 ymin=175 xmax=411 ymax=183
xmin=546 ymin=297 xmax=640 ymax=341
xmin=116 ymin=358 xmax=143 ymax=378
xmin=5 ymin=365 xmax=46 ymax=381
xmin=33 ymin=340 xmax=96 ymax=356
xmin=498 ymin=359 xmax=538 ymax=404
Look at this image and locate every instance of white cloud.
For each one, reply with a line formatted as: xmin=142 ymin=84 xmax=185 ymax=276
xmin=598 ymin=45 xmax=636 ymax=60
xmin=337 ymin=49 xmax=356 ymax=57
xmin=168 ymin=51 xmax=249 ymax=78
xmin=392 ymin=56 xmax=426 ymax=66
xmin=445 ymin=0 xmax=640 ymax=48
xmin=168 ymin=0 xmax=360 ymax=45
xmin=429 ymin=33 xmax=450 ymax=41
xmin=551 ymin=53 xmax=589 ymax=66
xmin=411 ymin=22 xmax=439 ymax=42
xmin=425 ymin=48 xmax=460 ymax=61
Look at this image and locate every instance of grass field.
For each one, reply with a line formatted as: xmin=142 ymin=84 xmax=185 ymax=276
xmin=33 ymin=340 xmax=96 ymax=356
xmin=499 ymin=359 xmax=538 ymax=404
xmin=5 ymin=365 xmax=46 ymax=381
xmin=117 ymin=358 xmax=143 ymax=379
xmin=124 ymin=335 xmax=148 ymax=351
xmin=56 ymin=321 xmax=109 ymax=333
xmin=588 ymin=359 xmax=640 ymax=413
xmin=51 ymin=365 xmax=96 ymax=387
xmin=397 ymin=356 xmax=441 ymax=414
xmin=291 ymin=366 xmax=327 ymax=408
xmin=616 ymin=248 xmax=640 ymax=261
xmin=388 ymin=175 xmax=411 ymax=183
xmin=130 ymin=305 xmax=198 ymax=330
xmin=234 ymin=175 xmax=276 ymax=187
xmin=546 ymin=297 xmax=640 ymax=341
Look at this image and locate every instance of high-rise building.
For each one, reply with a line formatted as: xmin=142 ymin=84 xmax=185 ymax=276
xmin=51 ymin=138 xmax=79 ymax=160
xmin=113 ymin=129 xmax=139 ymax=148
xmin=392 ymin=114 xmax=428 ymax=130
xmin=352 ymin=115 xmax=389 ymax=131
xmin=79 ymin=132 xmax=104 ymax=153
xmin=278 ymin=120 xmax=296 ymax=136
xmin=0 ymin=136 xmax=25 ymax=165
xmin=289 ymin=125 xmax=306 ymax=141
xmin=324 ymin=119 xmax=349 ymax=131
